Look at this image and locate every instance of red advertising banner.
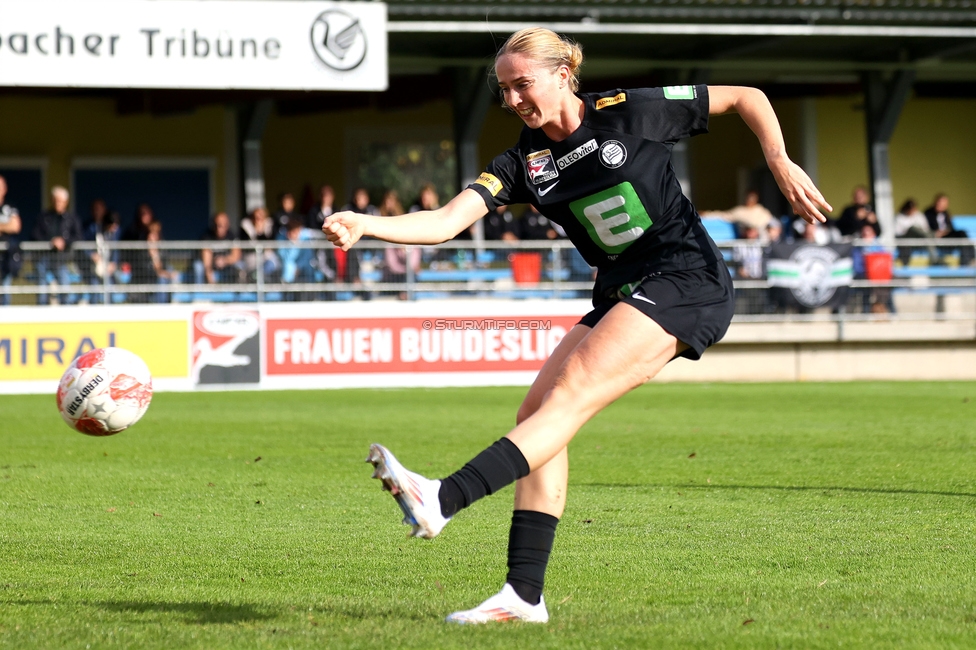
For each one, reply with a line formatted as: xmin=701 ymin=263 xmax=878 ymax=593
xmin=266 ymin=316 xmax=580 ymax=375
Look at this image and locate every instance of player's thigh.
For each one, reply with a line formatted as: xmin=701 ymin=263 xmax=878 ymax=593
xmin=516 ymin=323 xmax=591 ymax=424
xmin=548 ymin=302 xmax=688 ymax=417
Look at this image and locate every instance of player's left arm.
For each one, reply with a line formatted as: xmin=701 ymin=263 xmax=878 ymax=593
xmin=708 ymin=86 xmax=831 ymax=224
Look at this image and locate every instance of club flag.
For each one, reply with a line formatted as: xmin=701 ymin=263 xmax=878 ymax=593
xmin=766 ymin=242 xmax=854 ymax=309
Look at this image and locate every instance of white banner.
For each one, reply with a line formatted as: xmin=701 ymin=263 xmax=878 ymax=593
xmin=0 ymin=0 xmax=388 ymax=91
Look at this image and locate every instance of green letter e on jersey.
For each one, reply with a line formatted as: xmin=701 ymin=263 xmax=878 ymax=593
xmin=569 ymin=182 xmax=652 ymax=254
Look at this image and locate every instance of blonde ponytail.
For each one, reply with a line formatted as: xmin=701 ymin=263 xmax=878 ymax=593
xmin=495 ymin=28 xmax=584 ymax=91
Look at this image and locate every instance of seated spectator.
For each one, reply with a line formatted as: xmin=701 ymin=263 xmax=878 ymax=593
xmin=732 ymin=225 xmax=764 ymax=279
xmin=895 ymin=199 xmax=930 ymax=239
xmin=129 ymin=221 xmax=180 ymax=303
xmin=798 ymin=218 xmax=841 ymax=246
xmin=378 ymin=190 xmax=418 ymax=298
xmin=703 ymin=190 xmax=774 ymax=233
xmin=836 ymin=186 xmax=880 ymax=237
xmin=925 ymin=193 xmax=972 ymax=265
xmin=764 ymin=218 xmax=784 ymax=245
xmin=484 ymin=205 xmax=519 ymax=241
xmin=196 ymin=212 xmax=241 ymax=285
xmin=852 ymin=224 xmax=894 ymax=314
xmin=273 ymin=192 xmax=301 ymax=238
xmin=306 ymin=184 xmax=335 ymax=230
xmin=33 ymin=185 xmax=83 ymax=305
xmin=408 ymin=183 xmax=439 ymax=214
xmin=925 ymin=193 xmax=967 ymax=239
xmin=0 ymin=174 xmax=23 ymax=305
xmin=89 ymin=211 xmax=123 ymax=303
xmin=278 ymin=218 xmax=320 ymax=301
xmin=81 ymin=199 xmax=112 ymax=294
xmin=240 ymin=206 xmax=281 ymax=282
xmin=340 ymin=188 xmax=379 ymax=286
xmin=122 ymin=203 xmax=154 ymax=242
xmin=519 ymin=204 xmax=558 ymax=240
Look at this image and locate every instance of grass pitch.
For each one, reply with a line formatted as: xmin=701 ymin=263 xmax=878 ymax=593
xmin=1 ymin=382 xmax=975 ymax=649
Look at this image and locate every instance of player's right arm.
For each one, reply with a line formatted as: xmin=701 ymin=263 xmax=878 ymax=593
xmin=323 ymin=189 xmax=489 ymax=251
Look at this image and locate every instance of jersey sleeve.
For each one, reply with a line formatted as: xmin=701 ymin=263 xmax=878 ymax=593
xmin=606 ymin=85 xmax=709 ymax=143
xmin=466 ymin=147 xmax=531 ymax=210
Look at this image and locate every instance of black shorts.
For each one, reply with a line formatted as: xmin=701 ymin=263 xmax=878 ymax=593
xmin=578 ymin=262 xmax=735 ymax=360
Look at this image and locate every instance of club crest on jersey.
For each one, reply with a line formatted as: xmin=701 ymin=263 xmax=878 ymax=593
xmin=526 ymin=149 xmax=559 ymax=185
xmin=599 ymin=140 xmax=627 ymax=169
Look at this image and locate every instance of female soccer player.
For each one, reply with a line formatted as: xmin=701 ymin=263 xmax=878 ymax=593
xmin=323 ymin=27 xmax=830 ymax=624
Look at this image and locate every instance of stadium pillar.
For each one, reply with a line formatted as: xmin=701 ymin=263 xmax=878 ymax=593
xmin=240 ymin=99 xmax=274 ymax=214
xmin=453 ymin=67 xmax=495 ymax=241
xmin=863 ymin=70 xmax=915 ymax=246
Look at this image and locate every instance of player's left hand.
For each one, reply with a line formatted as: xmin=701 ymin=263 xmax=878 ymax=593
xmin=769 ymin=157 xmax=831 ymax=225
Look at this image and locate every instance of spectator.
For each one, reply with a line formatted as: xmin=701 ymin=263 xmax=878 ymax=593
xmin=122 ymin=203 xmax=154 ymax=242
xmin=764 ymin=218 xmax=784 ymax=245
xmin=408 ymin=183 xmax=439 ymax=214
xmin=89 ymin=211 xmax=123 ymax=303
xmin=80 ymin=199 xmax=110 ymax=292
xmin=196 ymin=212 xmax=241 ymax=285
xmin=33 ymin=185 xmax=83 ymax=305
xmin=278 ymin=217 xmax=320 ymax=301
xmin=518 ymin=204 xmax=558 ymax=240
xmin=339 ymin=188 xmax=378 ymax=287
xmin=128 ymin=221 xmax=180 ymax=303
xmin=306 ymin=185 xmax=336 ymax=230
xmin=0 ymin=175 xmax=22 ymax=305
xmin=925 ymin=193 xmax=972 ymax=265
xmin=732 ymin=225 xmax=764 ymax=279
xmin=344 ymin=187 xmax=380 ymax=216
xmin=704 ymin=190 xmax=774 ymax=233
xmin=836 ymin=186 xmax=880 ymax=237
xmin=239 ymin=206 xmax=281 ymax=282
xmin=273 ymin=192 xmax=300 ymax=238
xmin=852 ymin=224 xmax=894 ymax=314
xmin=924 ymin=193 xmax=967 ymax=239
xmin=484 ymin=205 xmax=519 ymax=241
xmin=379 ymin=188 xmax=419 ymax=299
xmin=893 ymin=199 xmax=932 ymax=266
xmin=378 ymin=189 xmax=403 ymax=218
xmin=895 ymin=199 xmax=930 ymax=239
xmin=799 ymin=218 xmax=840 ymax=246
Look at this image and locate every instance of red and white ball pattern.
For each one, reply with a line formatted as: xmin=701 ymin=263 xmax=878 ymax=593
xmin=56 ymin=347 xmax=153 ymax=436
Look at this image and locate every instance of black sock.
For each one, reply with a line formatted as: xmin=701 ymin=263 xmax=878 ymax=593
xmin=438 ymin=438 xmax=530 ymax=518
xmin=506 ymin=510 xmax=559 ymax=606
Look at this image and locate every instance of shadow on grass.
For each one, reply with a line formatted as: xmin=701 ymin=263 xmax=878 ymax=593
xmin=95 ymin=600 xmax=276 ymax=624
xmin=579 ymin=483 xmax=976 ymax=499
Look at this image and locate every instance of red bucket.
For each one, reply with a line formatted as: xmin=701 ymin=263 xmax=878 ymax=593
xmin=510 ymin=252 xmax=542 ymax=284
xmin=865 ymin=251 xmax=893 ymax=281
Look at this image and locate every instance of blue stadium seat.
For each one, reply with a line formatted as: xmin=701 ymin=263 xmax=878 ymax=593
xmin=700 ymin=217 xmax=737 ymax=242
xmin=952 ymin=215 xmax=976 ymax=239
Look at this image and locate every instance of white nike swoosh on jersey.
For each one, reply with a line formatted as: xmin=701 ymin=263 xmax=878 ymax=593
xmin=537 ymin=181 xmax=559 ymax=196
xmin=630 ymin=292 xmax=657 ymax=305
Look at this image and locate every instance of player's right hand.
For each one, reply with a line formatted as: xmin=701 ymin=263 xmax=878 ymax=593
xmin=323 ymin=211 xmax=366 ymax=251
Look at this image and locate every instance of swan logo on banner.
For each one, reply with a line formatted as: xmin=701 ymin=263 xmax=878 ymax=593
xmin=310 ymin=9 xmax=367 ymax=71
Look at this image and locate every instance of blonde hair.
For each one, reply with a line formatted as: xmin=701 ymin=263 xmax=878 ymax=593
xmin=495 ymin=28 xmax=584 ymax=92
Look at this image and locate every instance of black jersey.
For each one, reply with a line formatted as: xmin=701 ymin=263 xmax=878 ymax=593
xmin=468 ymin=85 xmax=723 ymax=297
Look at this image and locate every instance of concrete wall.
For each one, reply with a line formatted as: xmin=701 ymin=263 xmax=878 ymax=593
xmin=658 ymin=319 xmax=976 ymax=382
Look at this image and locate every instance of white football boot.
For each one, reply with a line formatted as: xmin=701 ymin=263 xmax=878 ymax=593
xmin=366 ymin=443 xmax=450 ymax=539
xmin=445 ymin=584 xmax=549 ymax=624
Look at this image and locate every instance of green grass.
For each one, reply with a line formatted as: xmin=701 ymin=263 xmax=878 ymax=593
xmin=1 ymin=382 xmax=976 ymax=649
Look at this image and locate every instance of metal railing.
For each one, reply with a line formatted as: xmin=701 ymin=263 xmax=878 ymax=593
xmin=1 ymin=237 xmax=974 ymax=323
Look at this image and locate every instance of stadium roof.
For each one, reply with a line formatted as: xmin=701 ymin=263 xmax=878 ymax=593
xmin=382 ymin=0 xmax=976 ymax=83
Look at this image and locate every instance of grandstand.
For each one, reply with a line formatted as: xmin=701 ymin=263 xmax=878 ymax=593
xmin=0 ymin=0 xmax=975 ymax=387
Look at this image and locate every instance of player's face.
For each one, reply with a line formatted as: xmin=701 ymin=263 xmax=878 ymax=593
xmin=496 ymin=53 xmax=566 ymax=129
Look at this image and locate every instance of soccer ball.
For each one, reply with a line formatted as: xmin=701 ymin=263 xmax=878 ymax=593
xmin=57 ymin=347 xmax=153 ymax=436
